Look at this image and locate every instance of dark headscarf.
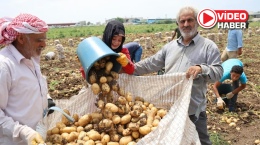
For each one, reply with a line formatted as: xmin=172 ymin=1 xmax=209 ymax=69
xmin=102 ymin=20 xmax=125 ymax=53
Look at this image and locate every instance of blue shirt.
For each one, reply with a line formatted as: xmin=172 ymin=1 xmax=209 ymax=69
xmin=220 ymin=59 xmax=247 ymax=84
xmin=226 ymin=29 xmax=243 ymax=51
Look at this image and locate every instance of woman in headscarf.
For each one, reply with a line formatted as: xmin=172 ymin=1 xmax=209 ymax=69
xmin=80 ymin=20 xmax=134 ymax=78
xmin=102 ymin=20 xmax=134 ymax=74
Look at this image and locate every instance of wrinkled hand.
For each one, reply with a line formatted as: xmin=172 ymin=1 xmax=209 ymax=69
xmin=47 ymin=98 xmax=56 ymax=115
xmin=116 ymin=52 xmax=129 ymax=67
xmin=217 ymin=97 xmax=225 ymax=110
xmin=226 ymin=92 xmax=234 ymax=99
xmin=186 ymin=65 xmax=202 ymax=79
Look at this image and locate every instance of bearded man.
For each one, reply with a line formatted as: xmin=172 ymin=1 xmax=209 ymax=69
xmin=133 ymin=6 xmax=223 ymax=145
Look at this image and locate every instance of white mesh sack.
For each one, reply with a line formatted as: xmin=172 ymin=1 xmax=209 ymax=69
xmin=46 ymin=73 xmax=201 ymax=145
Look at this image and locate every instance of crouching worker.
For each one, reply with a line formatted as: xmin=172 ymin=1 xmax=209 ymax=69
xmin=0 ymin=13 xmax=55 ymax=145
xmin=212 ymin=58 xmax=247 ymax=112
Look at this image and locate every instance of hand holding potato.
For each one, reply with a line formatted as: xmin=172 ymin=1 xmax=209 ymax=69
xmin=116 ymin=52 xmax=129 ymax=67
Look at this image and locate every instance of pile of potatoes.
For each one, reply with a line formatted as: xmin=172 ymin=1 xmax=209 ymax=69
xmin=45 ymin=57 xmax=168 ymax=145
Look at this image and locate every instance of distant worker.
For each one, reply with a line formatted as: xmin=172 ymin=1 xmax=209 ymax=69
xmin=123 ymin=42 xmax=143 ymax=63
xmin=221 ymin=29 xmax=243 ymax=62
xmin=172 ymin=22 xmax=181 ymax=40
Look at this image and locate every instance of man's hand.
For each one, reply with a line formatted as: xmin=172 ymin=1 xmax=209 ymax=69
xmin=217 ymin=97 xmax=225 ymax=110
xmin=47 ymin=98 xmax=56 ymax=115
xmin=30 ymin=132 xmax=45 ymax=145
xmin=20 ymin=126 xmax=45 ymax=145
xmin=226 ymin=92 xmax=234 ymax=99
xmin=186 ymin=65 xmax=202 ymax=79
xmin=116 ymin=52 xmax=129 ymax=67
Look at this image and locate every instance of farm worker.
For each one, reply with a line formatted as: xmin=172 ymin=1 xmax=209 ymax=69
xmin=45 ymin=51 xmax=55 ymax=60
xmin=123 ymin=41 xmax=143 ymax=63
xmin=0 ymin=13 xmax=56 ymax=145
xmin=80 ymin=20 xmax=134 ymax=78
xmin=212 ymin=59 xmax=247 ymax=112
xmin=171 ymin=22 xmax=181 ymax=40
xmin=133 ymin=6 xmax=223 ymax=145
xmin=221 ymin=28 xmax=243 ymax=62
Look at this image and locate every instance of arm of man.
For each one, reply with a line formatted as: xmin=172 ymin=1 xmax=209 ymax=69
xmin=237 ymin=30 xmax=243 ymax=55
xmin=0 ymin=66 xmax=42 ymax=144
xmin=232 ymin=83 xmax=246 ymax=94
xmin=212 ymin=81 xmax=222 ymax=98
xmin=120 ymin=48 xmax=135 ymax=74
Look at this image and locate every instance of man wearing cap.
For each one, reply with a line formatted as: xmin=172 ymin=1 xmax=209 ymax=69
xmin=0 ymin=13 xmax=55 ymax=145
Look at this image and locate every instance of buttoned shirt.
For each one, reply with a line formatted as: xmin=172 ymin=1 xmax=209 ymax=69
xmin=0 ymin=44 xmax=48 ymax=145
xmin=134 ymin=34 xmax=223 ymax=115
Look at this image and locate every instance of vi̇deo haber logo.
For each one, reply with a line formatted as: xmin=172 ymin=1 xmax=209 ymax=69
xmin=197 ymin=9 xmax=249 ymax=29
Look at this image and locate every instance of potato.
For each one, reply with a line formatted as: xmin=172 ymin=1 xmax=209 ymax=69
xmin=105 ymin=61 xmax=113 ymax=74
xmin=118 ymin=96 xmax=127 ymax=105
xmin=86 ymin=130 xmax=101 ymax=141
xmin=51 ymin=127 xmax=60 ymax=135
xmin=139 ymin=125 xmax=151 ymax=135
xmin=72 ymin=114 xmax=79 ymax=122
xmin=125 ymin=92 xmax=133 ymax=102
xmin=65 ymin=131 xmax=78 ymax=142
xmin=122 ymin=128 xmax=132 ymax=136
xmin=101 ymin=83 xmax=111 ymax=94
xmin=131 ymin=131 xmax=139 ymax=139
xmin=107 ymin=142 xmax=120 ymax=145
xmin=112 ymin=115 xmax=121 ymax=124
xmin=97 ymin=100 xmax=105 ymax=109
xmin=78 ymin=114 xmax=92 ymax=127
xmin=121 ymin=114 xmax=131 ymax=125
xmin=119 ymin=136 xmax=132 ymax=145
xmin=60 ymin=127 xmax=76 ymax=134
xmin=100 ymin=76 xmax=107 ymax=83
xmin=110 ymin=71 xmax=119 ymax=79
xmin=157 ymin=109 xmax=167 ymax=118
xmin=105 ymin=103 xmax=119 ymax=113
xmin=152 ymin=119 xmax=160 ymax=127
xmin=85 ymin=139 xmax=95 ymax=145
xmin=89 ymin=72 xmax=97 ymax=84
xmin=91 ymin=83 xmax=101 ymax=95
xmin=101 ymin=134 xmax=110 ymax=144
xmin=78 ymin=131 xmax=87 ymax=140
xmin=77 ymin=126 xmax=84 ymax=132
xmin=56 ymin=122 xmax=66 ymax=129
xmin=127 ymin=141 xmax=136 ymax=145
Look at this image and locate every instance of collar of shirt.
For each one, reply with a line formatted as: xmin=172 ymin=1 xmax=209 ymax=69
xmin=177 ymin=32 xmax=199 ymax=46
xmin=8 ymin=44 xmax=40 ymax=64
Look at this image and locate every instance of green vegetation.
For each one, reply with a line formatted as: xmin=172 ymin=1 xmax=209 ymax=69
xmin=47 ymin=23 xmax=178 ymax=39
xmin=210 ymin=132 xmax=229 ymax=145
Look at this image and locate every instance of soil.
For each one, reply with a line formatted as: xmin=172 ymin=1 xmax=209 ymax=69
xmin=41 ymin=29 xmax=260 ymax=145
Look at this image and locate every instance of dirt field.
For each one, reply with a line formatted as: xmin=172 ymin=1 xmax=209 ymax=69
xmin=41 ymin=28 xmax=260 ymax=145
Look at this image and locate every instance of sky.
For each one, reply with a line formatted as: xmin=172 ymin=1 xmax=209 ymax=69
xmin=0 ymin=0 xmax=259 ymax=24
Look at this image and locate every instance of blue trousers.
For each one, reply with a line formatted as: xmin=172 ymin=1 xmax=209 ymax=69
xmin=189 ymin=111 xmax=212 ymax=145
xmin=132 ymin=46 xmax=143 ymax=63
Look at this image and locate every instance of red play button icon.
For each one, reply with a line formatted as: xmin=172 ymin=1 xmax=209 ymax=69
xmin=197 ymin=9 xmax=217 ymax=29
xmin=203 ymin=12 xmax=213 ymax=24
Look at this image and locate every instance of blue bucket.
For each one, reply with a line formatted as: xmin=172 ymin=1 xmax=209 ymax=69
xmin=77 ymin=37 xmax=121 ymax=83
